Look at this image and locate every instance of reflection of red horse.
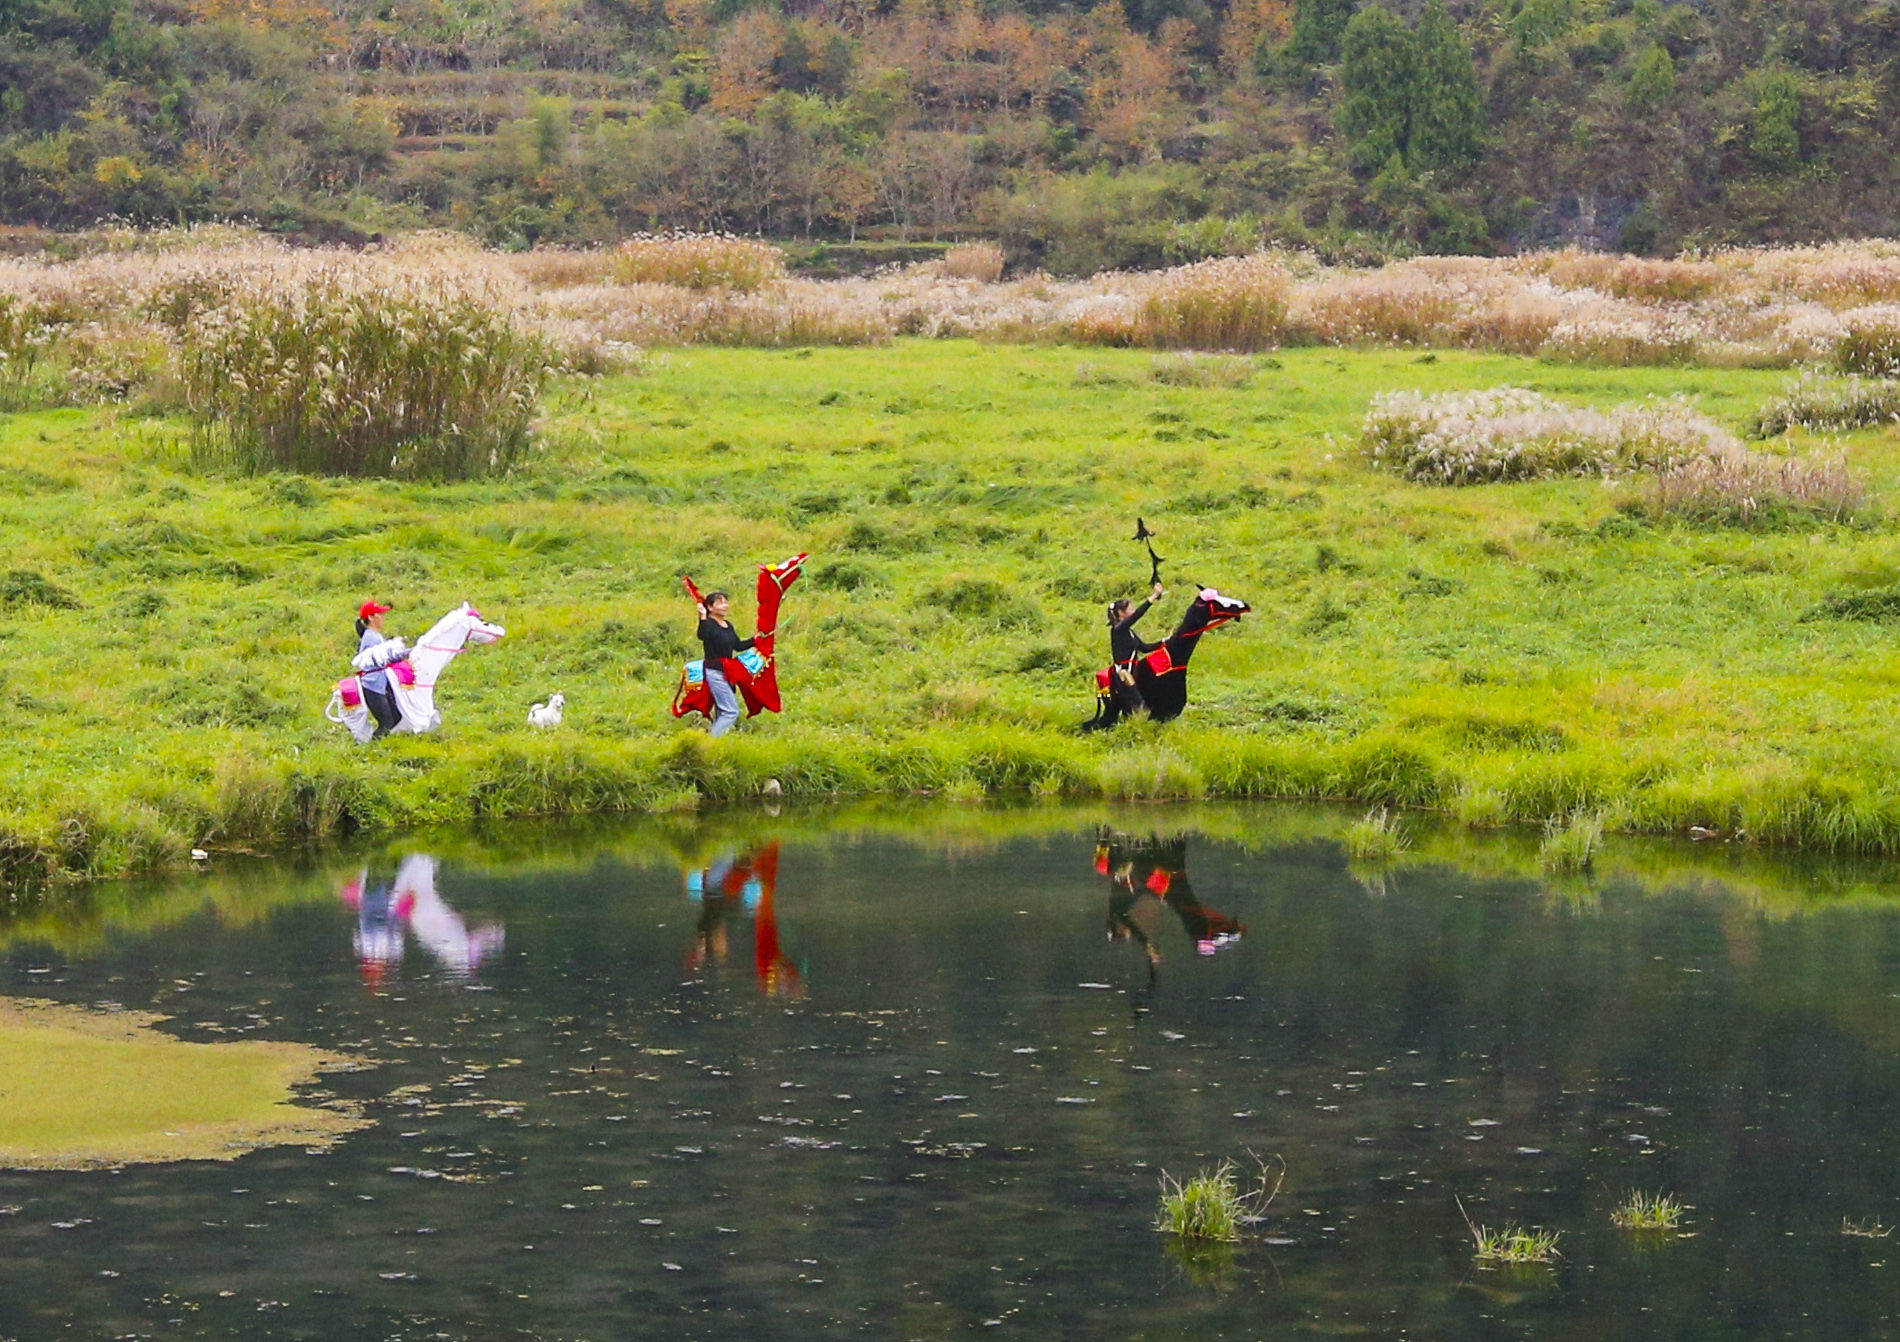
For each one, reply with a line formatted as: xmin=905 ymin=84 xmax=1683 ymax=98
xmin=685 ymin=841 xmax=803 ymax=998
xmin=673 ymin=555 xmax=807 ymax=722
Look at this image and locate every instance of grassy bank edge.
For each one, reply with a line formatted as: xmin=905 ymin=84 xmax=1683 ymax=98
xmin=7 ymin=722 xmax=1895 ymax=896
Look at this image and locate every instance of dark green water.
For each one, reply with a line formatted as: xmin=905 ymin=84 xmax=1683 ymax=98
xmin=6 ymin=807 xmax=1900 ymax=1339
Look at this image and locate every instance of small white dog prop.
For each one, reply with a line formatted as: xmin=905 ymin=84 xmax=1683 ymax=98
xmin=528 ymin=692 xmax=566 ymax=728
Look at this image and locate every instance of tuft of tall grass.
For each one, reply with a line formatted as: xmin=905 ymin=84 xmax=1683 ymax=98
xmin=1135 ymin=254 xmax=1290 ymax=352
xmin=1364 ymin=388 xmax=1736 ymax=484
xmin=1651 ymin=447 xmax=1864 ymax=526
xmin=1543 ymin=249 xmax=1723 ymax=302
xmin=1149 ymin=352 xmax=1254 ymax=388
xmin=609 ymin=233 xmax=787 ymax=292
xmin=1155 ymin=1155 xmax=1281 ymax=1242
xmin=1343 ymin=806 xmax=1408 ymax=862
xmin=1096 ymin=747 xmax=1206 ymax=801
xmin=938 ymin=243 xmax=1006 ymax=282
xmin=1611 ymin=1191 xmax=1686 ymax=1232
xmin=1071 ymin=254 xmax=1290 ymax=352
xmin=1459 ymin=1196 xmax=1562 ymax=1265
xmin=1754 ymin=371 xmax=1900 ymax=435
xmin=1836 ymin=307 xmax=1900 ymax=376
xmin=0 ymin=293 xmax=57 ymax=387
xmin=182 ymin=271 xmax=560 ymax=479
xmin=1539 ymin=811 xmax=1604 ymax=872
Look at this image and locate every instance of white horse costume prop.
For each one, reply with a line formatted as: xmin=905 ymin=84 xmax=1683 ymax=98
xmin=326 ymin=603 xmax=507 ymax=743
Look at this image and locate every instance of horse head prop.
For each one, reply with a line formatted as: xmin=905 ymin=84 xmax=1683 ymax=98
xmin=327 ymin=603 xmax=507 ymax=742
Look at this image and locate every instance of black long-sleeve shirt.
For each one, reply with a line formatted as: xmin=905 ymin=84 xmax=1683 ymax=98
xmin=699 ymin=617 xmax=756 ymax=668
xmin=1111 ymin=601 xmax=1161 ymax=663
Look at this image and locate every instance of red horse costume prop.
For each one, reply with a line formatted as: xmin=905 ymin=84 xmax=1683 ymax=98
xmin=672 ymin=553 xmax=808 ymax=723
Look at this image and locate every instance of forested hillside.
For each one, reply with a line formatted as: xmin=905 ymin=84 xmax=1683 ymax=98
xmin=4 ymin=0 xmax=1899 ymax=266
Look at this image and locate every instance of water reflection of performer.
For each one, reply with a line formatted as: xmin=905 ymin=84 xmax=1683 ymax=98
xmin=1095 ymin=831 xmax=1245 ymax=970
xmin=337 ymin=854 xmax=505 ymax=987
xmin=685 ymin=840 xmax=802 ymax=998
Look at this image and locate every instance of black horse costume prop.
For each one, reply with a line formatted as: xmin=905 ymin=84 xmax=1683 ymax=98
xmin=1083 ymin=520 xmax=1249 ymax=730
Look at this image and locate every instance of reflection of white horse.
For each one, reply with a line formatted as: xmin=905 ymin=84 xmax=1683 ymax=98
xmin=326 ymin=603 xmax=506 ymax=743
xmin=338 ymin=854 xmax=506 ymax=984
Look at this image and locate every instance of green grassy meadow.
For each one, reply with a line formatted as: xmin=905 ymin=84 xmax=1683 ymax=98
xmin=4 ymin=341 xmax=1900 ymax=882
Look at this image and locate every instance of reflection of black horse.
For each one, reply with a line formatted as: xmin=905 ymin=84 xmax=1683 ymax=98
xmin=1096 ymin=831 xmax=1247 ymax=972
xmin=1083 ymin=589 xmax=1250 ymax=730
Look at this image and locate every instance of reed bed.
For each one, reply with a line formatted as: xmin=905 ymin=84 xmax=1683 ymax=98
xmin=14 ymin=234 xmax=1900 ymax=386
xmin=182 ymin=268 xmax=558 ymax=479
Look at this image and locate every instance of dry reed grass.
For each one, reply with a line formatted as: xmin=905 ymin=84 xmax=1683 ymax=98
xmin=14 ymin=234 xmax=1900 ymax=399
xmin=1652 ymin=447 xmax=1864 ymax=525
xmin=939 ymin=242 xmax=1006 ymax=282
xmin=608 ymin=232 xmax=787 ymax=292
xmin=1754 ymin=372 xmax=1900 ymax=435
xmin=181 ymin=266 xmax=558 ymax=478
xmin=1836 ymin=306 xmax=1900 ymax=376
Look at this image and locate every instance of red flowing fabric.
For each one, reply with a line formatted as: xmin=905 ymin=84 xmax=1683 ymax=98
xmin=672 ymin=553 xmax=808 ymax=721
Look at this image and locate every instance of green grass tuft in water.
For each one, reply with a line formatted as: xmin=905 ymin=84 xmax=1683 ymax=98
xmin=1611 ymin=1190 xmax=1687 ymax=1231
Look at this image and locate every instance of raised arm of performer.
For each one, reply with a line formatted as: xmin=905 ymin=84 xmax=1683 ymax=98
xmin=1110 ymin=581 xmax=1167 ymax=662
xmin=696 ymin=590 xmax=756 ymax=738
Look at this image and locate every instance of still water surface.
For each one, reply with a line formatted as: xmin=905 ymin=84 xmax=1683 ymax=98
xmin=6 ymin=806 xmax=1900 ymax=1339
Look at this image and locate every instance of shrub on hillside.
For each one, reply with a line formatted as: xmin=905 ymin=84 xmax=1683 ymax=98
xmin=182 ymin=272 xmax=559 ymax=479
xmin=1363 ymin=388 xmax=1736 ymax=483
xmin=609 ymin=233 xmax=787 ymax=292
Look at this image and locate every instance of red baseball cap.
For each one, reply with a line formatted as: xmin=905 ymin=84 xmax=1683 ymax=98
xmin=359 ymin=600 xmax=393 ymax=619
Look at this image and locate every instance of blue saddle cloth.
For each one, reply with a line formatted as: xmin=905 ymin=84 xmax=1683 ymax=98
xmin=683 ymin=649 xmax=766 ymax=684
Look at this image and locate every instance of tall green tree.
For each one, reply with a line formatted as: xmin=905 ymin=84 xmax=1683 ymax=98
xmin=1751 ymin=72 xmax=1802 ymax=170
xmin=1626 ymin=42 xmax=1675 ymax=111
xmin=1337 ymin=5 xmax=1415 ymax=170
xmin=1410 ymin=0 xmax=1482 ymax=169
xmin=1288 ymin=0 xmax=1355 ymax=67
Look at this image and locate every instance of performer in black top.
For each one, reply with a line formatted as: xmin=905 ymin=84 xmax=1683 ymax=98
xmin=695 ymin=590 xmax=757 ymax=737
xmin=1104 ymin=581 xmax=1165 ymax=722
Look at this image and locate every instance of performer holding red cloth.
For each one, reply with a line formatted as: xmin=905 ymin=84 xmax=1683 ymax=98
xmin=673 ymin=553 xmax=807 ymax=730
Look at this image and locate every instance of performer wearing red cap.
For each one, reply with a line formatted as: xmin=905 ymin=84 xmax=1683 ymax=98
xmin=355 ymin=600 xmax=400 ymax=738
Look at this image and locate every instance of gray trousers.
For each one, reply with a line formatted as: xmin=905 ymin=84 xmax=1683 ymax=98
xmin=706 ymin=666 xmax=741 ymax=737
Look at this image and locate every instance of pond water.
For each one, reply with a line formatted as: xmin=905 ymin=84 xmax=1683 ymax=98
xmin=5 ymin=805 xmax=1900 ymax=1339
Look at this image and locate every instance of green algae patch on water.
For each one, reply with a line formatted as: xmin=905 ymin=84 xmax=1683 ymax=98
xmin=0 ymin=998 xmax=369 ymax=1169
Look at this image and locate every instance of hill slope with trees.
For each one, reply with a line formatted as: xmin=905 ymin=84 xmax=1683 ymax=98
xmin=4 ymin=0 xmax=1900 ymax=265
